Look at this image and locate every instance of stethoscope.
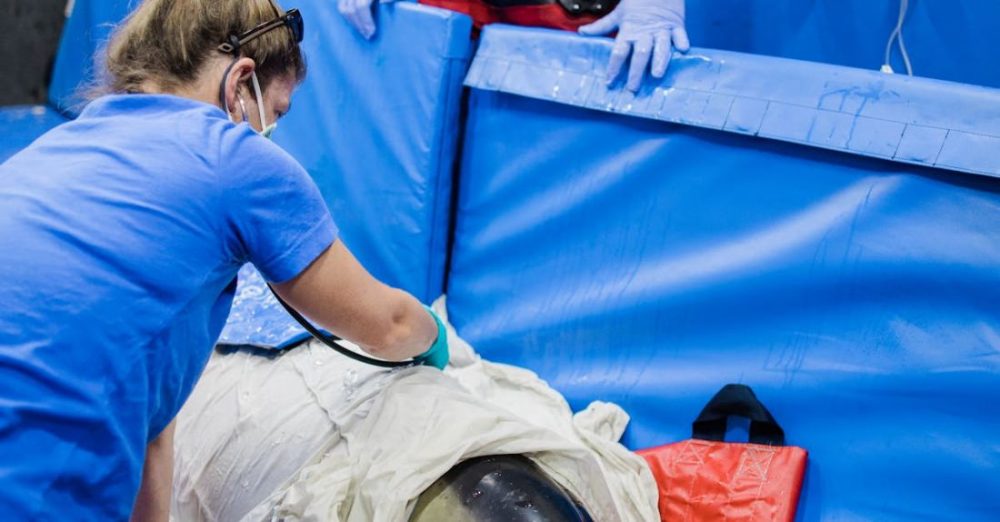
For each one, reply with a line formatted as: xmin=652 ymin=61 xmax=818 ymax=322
xmin=267 ymin=285 xmax=417 ymax=368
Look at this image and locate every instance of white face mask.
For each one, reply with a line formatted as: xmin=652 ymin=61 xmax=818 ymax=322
xmin=230 ymin=71 xmax=277 ymax=139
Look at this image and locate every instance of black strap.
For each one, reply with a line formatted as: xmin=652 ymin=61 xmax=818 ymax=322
xmin=266 ymin=284 xmax=416 ymax=368
xmin=691 ymin=384 xmax=785 ymax=446
xmin=470 ymin=0 xmax=618 ymax=16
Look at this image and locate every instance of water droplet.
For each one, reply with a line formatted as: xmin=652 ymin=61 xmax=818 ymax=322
xmin=471 ymin=489 xmax=483 ymax=499
xmin=342 ymin=369 xmax=359 ymax=400
xmin=242 ymin=480 xmax=250 ymax=489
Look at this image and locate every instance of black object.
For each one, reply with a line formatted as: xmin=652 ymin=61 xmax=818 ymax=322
xmin=472 ymin=0 xmax=616 ymax=16
xmin=691 ymin=384 xmax=786 ymax=445
xmin=411 ymin=455 xmax=594 ymax=522
xmin=0 ymin=0 xmax=66 ymax=105
xmin=554 ymin=0 xmax=616 ymax=16
xmin=267 ymin=284 xmax=416 ymax=368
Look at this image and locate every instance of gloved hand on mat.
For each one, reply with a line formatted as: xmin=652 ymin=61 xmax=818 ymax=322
xmin=338 ymin=0 xmax=392 ymax=40
xmin=578 ymin=0 xmax=689 ymax=92
xmin=413 ymin=306 xmax=449 ymax=370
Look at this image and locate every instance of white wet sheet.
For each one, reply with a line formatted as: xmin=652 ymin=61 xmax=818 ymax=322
xmin=172 ymin=303 xmax=658 ymax=521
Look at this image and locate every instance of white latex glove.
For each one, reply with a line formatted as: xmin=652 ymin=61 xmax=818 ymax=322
xmin=339 ymin=0 xmax=390 ymax=39
xmin=579 ymin=0 xmax=690 ymax=92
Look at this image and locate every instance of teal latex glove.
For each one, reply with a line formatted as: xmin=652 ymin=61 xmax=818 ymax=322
xmin=579 ymin=0 xmax=689 ymax=92
xmin=413 ymin=306 xmax=449 ymax=370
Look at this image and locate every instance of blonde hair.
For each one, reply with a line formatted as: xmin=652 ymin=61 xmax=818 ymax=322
xmin=104 ymin=0 xmax=305 ymax=94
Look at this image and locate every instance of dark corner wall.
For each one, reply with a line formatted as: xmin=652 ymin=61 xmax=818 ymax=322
xmin=0 ymin=0 xmax=67 ymax=106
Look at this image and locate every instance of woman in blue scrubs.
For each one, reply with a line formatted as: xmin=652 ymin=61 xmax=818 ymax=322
xmin=0 ymin=0 xmax=447 ymax=519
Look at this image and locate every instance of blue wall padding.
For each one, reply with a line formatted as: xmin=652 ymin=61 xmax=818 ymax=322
xmin=220 ymin=2 xmax=472 ymax=347
xmin=272 ymin=2 xmax=472 ymax=304
xmin=0 ymin=106 xmax=68 ymax=163
xmin=466 ymin=26 xmax=1000 ymax=179
xmin=448 ymin=26 xmax=1000 ymax=521
xmin=686 ymin=0 xmax=1000 ymax=89
xmin=48 ymin=0 xmax=135 ymax=117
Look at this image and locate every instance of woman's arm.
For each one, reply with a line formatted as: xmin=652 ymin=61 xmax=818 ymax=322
xmin=273 ymin=240 xmax=438 ymax=362
xmin=130 ymin=420 xmax=175 ymax=522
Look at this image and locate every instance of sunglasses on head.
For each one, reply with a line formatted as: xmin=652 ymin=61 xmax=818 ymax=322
xmin=217 ymin=8 xmax=304 ymax=56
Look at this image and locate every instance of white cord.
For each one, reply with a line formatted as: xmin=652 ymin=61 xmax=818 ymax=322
xmin=882 ymin=0 xmax=913 ymax=75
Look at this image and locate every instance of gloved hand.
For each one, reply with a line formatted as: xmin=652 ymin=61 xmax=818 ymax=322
xmin=412 ymin=306 xmax=449 ymax=370
xmin=578 ymin=0 xmax=689 ymax=92
xmin=338 ymin=0 xmax=385 ymax=40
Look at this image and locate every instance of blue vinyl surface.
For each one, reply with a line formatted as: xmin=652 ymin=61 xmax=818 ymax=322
xmin=448 ymin=26 xmax=1000 ymax=521
xmin=0 ymin=105 xmax=68 ymax=163
xmin=218 ymin=265 xmax=314 ymax=350
xmin=686 ymin=0 xmax=1000 ymax=89
xmin=221 ymin=2 xmax=472 ymax=347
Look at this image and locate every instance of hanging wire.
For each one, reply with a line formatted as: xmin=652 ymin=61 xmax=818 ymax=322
xmin=882 ymin=0 xmax=913 ymax=75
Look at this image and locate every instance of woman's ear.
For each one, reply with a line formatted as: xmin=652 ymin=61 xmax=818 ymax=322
xmin=222 ymin=57 xmax=257 ymax=118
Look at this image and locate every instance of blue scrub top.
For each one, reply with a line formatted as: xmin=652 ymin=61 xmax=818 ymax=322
xmin=0 ymin=94 xmax=338 ymax=519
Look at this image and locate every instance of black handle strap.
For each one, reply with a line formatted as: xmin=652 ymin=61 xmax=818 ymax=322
xmin=691 ymin=384 xmax=785 ymax=446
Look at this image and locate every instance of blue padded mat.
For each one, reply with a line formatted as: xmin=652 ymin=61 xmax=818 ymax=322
xmin=0 ymin=106 xmax=68 ymax=163
xmin=450 ymin=26 xmax=1000 ymax=521
xmin=686 ymin=0 xmax=1000 ymax=89
xmin=221 ymin=2 xmax=472 ymax=348
xmin=466 ymin=26 xmax=1000 ymax=179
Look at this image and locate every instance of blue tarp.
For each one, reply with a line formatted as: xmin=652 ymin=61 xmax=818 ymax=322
xmin=449 ymin=25 xmax=1000 ymax=520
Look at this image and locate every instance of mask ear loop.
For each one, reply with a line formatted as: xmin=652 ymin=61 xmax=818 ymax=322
xmin=249 ymin=71 xmax=269 ymax=132
xmin=236 ymin=95 xmax=250 ymax=123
